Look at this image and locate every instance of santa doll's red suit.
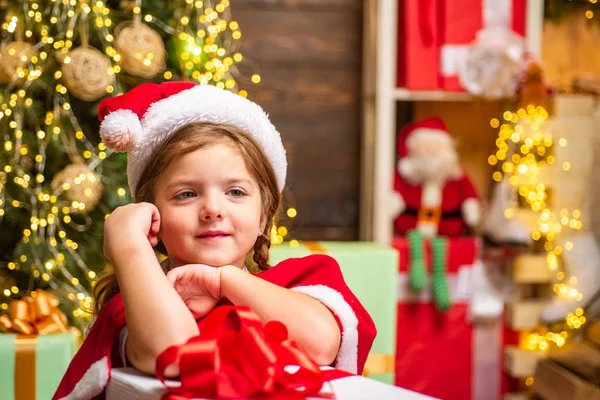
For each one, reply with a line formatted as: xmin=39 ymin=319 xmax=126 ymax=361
xmin=52 ymin=255 xmax=376 ymax=400
xmin=393 ymin=118 xmax=479 ymax=237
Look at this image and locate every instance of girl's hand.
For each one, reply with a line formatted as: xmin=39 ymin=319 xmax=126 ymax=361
xmin=166 ymin=264 xmax=222 ymax=319
xmin=103 ymin=202 xmax=161 ymax=263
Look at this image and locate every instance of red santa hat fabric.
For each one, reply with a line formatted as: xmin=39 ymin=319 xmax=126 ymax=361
xmin=98 ymin=82 xmax=287 ymax=195
xmin=397 ymin=117 xmax=450 ymax=158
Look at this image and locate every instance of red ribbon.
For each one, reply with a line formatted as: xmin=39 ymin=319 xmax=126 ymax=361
xmin=156 ymin=306 xmax=351 ymax=399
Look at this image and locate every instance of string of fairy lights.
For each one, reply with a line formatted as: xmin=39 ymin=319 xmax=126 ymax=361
xmin=0 ymin=0 xmax=299 ymax=324
xmin=488 ymin=105 xmax=587 ymax=356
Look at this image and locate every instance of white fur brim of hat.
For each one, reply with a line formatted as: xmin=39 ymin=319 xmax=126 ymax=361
xmin=100 ymin=85 xmax=287 ymax=196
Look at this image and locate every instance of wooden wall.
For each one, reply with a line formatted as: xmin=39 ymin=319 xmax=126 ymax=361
xmin=231 ymin=0 xmax=364 ymax=241
xmin=542 ymin=13 xmax=600 ymax=92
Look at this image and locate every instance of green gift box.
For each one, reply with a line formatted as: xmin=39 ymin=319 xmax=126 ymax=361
xmin=0 ymin=331 xmax=78 ymax=400
xmin=269 ymin=241 xmax=398 ymax=384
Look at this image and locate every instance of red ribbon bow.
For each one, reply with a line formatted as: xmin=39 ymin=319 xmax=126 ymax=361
xmin=156 ymin=306 xmax=350 ymax=399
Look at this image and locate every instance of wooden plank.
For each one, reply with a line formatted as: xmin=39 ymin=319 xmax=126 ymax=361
xmin=503 ymin=394 xmax=529 ymax=400
xmin=360 ymin=0 xmax=377 ymax=240
xmin=234 ymin=9 xmax=362 ymax=66
xmin=277 ymin=120 xmax=360 ymax=238
xmin=504 ymin=346 xmax=547 ymax=378
xmin=512 ymin=253 xmax=554 ymax=284
xmin=533 ymin=359 xmax=600 ymax=400
xmin=242 ymin=69 xmax=361 ymax=237
xmin=586 ymin=321 xmax=600 ymax=348
xmin=245 ymin=67 xmax=360 ymax=121
xmin=232 ymin=0 xmax=361 ymax=11
xmin=505 ymin=300 xmax=545 ymax=330
xmin=550 ymin=343 xmax=600 ymax=385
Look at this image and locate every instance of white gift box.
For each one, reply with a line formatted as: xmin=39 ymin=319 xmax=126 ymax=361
xmin=106 ymin=367 xmax=436 ymax=400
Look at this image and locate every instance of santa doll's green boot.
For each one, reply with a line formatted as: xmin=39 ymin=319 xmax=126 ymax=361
xmin=432 ymin=236 xmax=451 ymax=312
xmin=407 ymin=230 xmax=426 ymax=292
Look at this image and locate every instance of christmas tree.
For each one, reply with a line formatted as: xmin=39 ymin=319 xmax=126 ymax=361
xmin=0 ymin=0 xmax=256 ymax=329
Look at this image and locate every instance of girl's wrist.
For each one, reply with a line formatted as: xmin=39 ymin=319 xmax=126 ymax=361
xmin=110 ymin=238 xmax=154 ymax=267
xmin=218 ymin=265 xmax=241 ymax=301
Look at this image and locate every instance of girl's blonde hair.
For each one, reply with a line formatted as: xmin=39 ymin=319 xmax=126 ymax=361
xmin=93 ymin=122 xmax=281 ymax=311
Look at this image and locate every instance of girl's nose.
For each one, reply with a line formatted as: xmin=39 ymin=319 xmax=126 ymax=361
xmin=199 ymin=194 xmax=223 ymax=221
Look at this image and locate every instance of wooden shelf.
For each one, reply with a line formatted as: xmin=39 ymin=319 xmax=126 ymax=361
xmin=393 ymin=88 xmax=473 ymax=102
xmin=371 ymin=0 xmax=545 ymax=244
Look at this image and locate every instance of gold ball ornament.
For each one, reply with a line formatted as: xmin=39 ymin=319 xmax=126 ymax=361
xmin=61 ymin=46 xmax=113 ymax=101
xmin=51 ymin=163 xmax=103 ymax=211
xmin=114 ymin=22 xmax=166 ymax=78
xmin=0 ymin=41 xmax=36 ymax=84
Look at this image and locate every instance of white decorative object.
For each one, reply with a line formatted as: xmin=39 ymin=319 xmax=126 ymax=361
xmin=114 ymin=22 xmax=166 ymax=79
xmin=61 ymin=46 xmax=113 ymax=101
xmin=106 ymin=367 xmax=435 ymax=400
xmin=51 ymin=162 xmax=103 ymax=211
xmin=459 ymin=28 xmax=526 ymax=99
xmin=0 ymin=41 xmax=36 ymax=84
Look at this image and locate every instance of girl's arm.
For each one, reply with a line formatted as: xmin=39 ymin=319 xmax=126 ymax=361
xmin=219 ymin=265 xmax=341 ymax=365
xmin=106 ymin=203 xmax=199 ymax=377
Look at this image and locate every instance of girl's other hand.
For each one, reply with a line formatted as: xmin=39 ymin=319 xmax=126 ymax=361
xmin=167 ymin=264 xmax=222 ymax=319
xmin=103 ymin=202 xmax=161 ymax=263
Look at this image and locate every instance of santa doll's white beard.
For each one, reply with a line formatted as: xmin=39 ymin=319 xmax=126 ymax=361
xmin=400 ymin=152 xmax=462 ymax=184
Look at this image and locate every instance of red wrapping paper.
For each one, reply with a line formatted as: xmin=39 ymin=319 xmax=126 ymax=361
xmin=393 ymin=236 xmax=503 ymax=399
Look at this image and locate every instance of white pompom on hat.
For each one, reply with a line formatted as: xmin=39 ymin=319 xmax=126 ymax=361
xmin=98 ymin=82 xmax=287 ymax=196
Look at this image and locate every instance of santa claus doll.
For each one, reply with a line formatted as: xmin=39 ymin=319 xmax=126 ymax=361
xmin=393 ymin=117 xmax=480 ymax=311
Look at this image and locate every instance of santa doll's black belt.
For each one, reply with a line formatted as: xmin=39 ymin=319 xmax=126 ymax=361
xmin=402 ymin=207 xmax=462 ymax=218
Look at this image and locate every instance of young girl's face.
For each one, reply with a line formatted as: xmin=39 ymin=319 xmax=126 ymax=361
xmin=153 ymin=142 xmax=266 ymax=269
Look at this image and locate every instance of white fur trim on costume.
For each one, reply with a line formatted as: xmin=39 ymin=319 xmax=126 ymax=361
xmin=390 ymin=191 xmax=406 ymax=218
xmin=421 ymin=180 xmax=442 ymax=207
xmin=127 ymin=85 xmax=287 ymax=195
xmin=462 ymin=197 xmax=481 ymax=227
xmin=100 ymin=109 xmax=142 ymax=152
xmin=406 ymin=128 xmax=450 ymax=148
xmin=57 ymin=356 xmax=110 ymax=400
xmin=291 ymin=285 xmax=359 ymax=374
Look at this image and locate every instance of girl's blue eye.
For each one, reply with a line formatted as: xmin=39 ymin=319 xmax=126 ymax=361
xmin=175 ymin=191 xmax=196 ymax=199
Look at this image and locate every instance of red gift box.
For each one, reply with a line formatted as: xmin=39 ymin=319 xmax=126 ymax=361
xmin=393 ymin=236 xmax=506 ymax=400
xmin=397 ymin=0 xmax=527 ymax=91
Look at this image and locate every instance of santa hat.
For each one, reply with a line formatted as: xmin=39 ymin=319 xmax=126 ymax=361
xmin=396 ymin=117 xmax=451 ymax=158
xmin=98 ymin=82 xmax=287 ymax=196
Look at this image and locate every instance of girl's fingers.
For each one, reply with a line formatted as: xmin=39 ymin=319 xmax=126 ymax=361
xmin=148 ymin=206 xmax=161 ymax=246
xmin=166 ymin=268 xmax=183 ymax=285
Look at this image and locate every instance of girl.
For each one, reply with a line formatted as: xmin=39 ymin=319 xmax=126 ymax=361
xmin=53 ymin=82 xmax=376 ymax=400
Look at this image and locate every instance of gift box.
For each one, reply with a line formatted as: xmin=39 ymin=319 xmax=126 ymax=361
xmin=269 ymin=241 xmax=398 ymax=384
xmin=106 ymin=367 xmax=435 ymax=400
xmin=0 ymin=290 xmax=79 ymax=400
xmin=107 ymin=304 xmax=433 ymax=400
xmin=0 ymin=331 xmax=78 ymax=400
xmin=393 ymin=236 xmax=505 ymax=400
xmin=397 ymin=0 xmax=527 ymax=91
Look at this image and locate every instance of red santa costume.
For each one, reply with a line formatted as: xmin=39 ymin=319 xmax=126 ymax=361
xmin=53 ymin=255 xmax=375 ymax=400
xmin=393 ymin=118 xmax=480 ymax=238
xmin=51 ymin=82 xmax=376 ymax=400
